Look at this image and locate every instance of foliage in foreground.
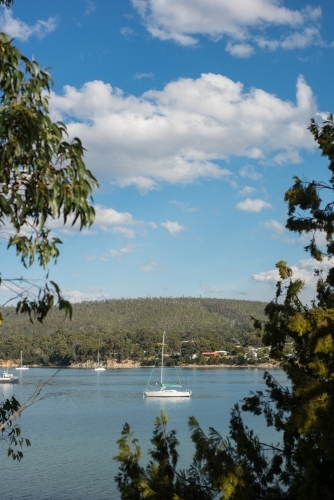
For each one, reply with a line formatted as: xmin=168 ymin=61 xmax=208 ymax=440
xmin=0 ymin=29 xmax=98 ymax=322
xmin=0 ymin=0 xmax=97 ymax=460
xmin=114 ymin=116 xmax=334 ymax=499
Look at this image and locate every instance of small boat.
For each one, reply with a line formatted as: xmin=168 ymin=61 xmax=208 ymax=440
xmin=144 ymin=332 xmax=191 ymax=398
xmin=16 ymin=351 xmax=29 ymax=370
xmin=94 ymin=351 xmax=106 ymax=371
xmin=0 ymin=371 xmax=19 ymax=384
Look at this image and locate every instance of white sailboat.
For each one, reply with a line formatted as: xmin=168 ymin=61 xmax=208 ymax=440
xmin=15 ymin=351 xmax=29 ymax=370
xmin=144 ymin=332 xmax=191 ymax=398
xmin=94 ymin=351 xmax=106 ymax=371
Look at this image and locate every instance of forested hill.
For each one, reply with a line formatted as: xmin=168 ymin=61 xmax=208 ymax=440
xmin=0 ymin=297 xmax=267 ymax=365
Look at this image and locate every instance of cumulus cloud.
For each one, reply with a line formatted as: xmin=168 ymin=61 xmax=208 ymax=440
xmin=44 ymin=205 xmax=154 ymax=240
xmin=236 ymin=198 xmax=272 ymax=212
xmin=131 ymin=0 xmax=323 ymax=54
xmin=161 ymin=221 xmax=185 ymax=235
xmin=50 ymin=74 xmax=319 ymax=192
xmin=226 ymin=42 xmax=254 ymax=58
xmin=140 ymin=261 xmax=160 ymax=272
xmin=0 ymin=8 xmax=57 ymax=41
xmin=252 ymin=258 xmax=334 ymax=299
xmin=256 ymin=27 xmax=325 ymax=51
xmin=262 ymin=219 xmax=285 ymax=235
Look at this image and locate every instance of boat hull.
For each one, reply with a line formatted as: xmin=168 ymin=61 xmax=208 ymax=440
xmin=0 ymin=375 xmax=19 ymax=384
xmin=144 ymin=389 xmax=191 ymax=398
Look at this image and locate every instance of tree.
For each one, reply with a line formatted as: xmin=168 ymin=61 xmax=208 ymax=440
xmin=114 ymin=115 xmax=334 ymax=499
xmin=0 ymin=0 xmax=97 ymax=458
xmin=0 ymin=30 xmax=98 ymax=321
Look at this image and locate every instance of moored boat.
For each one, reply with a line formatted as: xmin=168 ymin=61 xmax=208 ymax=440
xmin=0 ymin=371 xmax=19 ymax=384
xmin=94 ymin=351 xmax=106 ymax=371
xmin=16 ymin=351 xmax=29 ymax=370
xmin=144 ymin=331 xmax=191 ymax=398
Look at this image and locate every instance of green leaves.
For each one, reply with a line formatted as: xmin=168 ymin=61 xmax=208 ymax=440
xmin=0 ymin=33 xmax=99 ymax=321
xmin=285 ymin=114 xmax=334 ymax=260
xmin=0 ymin=33 xmax=98 ymax=268
xmin=0 ymin=396 xmax=30 ymax=461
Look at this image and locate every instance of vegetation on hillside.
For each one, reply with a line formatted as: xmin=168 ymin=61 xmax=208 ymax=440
xmin=0 ymin=297 xmax=266 ymax=366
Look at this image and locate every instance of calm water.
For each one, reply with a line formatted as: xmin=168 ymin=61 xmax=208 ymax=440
xmin=0 ymin=367 xmax=288 ymax=500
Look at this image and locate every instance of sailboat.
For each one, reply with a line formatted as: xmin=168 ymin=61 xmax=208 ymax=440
xmin=144 ymin=332 xmax=191 ymax=398
xmin=94 ymin=351 xmax=106 ymax=371
xmin=15 ymin=351 xmax=29 ymax=370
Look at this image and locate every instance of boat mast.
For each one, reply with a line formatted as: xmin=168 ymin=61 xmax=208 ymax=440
xmin=161 ymin=331 xmax=165 ymax=387
xmin=20 ymin=351 xmax=22 ymax=368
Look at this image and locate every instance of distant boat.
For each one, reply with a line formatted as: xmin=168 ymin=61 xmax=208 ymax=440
xmin=0 ymin=371 xmax=19 ymax=384
xmin=144 ymin=331 xmax=191 ymax=398
xmin=94 ymin=351 xmax=106 ymax=371
xmin=16 ymin=351 xmax=29 ymax=370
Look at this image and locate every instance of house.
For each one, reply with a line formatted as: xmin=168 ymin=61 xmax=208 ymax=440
xmin=201 ymin=352 xmax=219 ymax=358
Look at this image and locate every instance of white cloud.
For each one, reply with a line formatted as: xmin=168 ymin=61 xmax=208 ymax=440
xmin=50 ymin=74 xmax=319 ymax=193
xmin=263 ymin=219 xmax=285 ymax=235
xmin=132 ymin=0 xmax=323 ymax=53
xmin=236 ymin=198 xmax=272 ymax=212
xmin=239 ymin=186 xmax=256 ymax=196
xmin=0 ymin=8 xmax=57 ymax=41
xmin=45 ymin=205 xmax=153 ymax=239
xmin=140 ymin=261 xmax=160 ymax=272
xmin=239 ymin=165 xmax=262 ymax=180
xmin=252 ymin=258 xmax=334 ymax=293
xmin=256 ymin=27 xmax=325 ymax=51
xmin=161 ymin=221 xmax=185 ymax=235
xmin=226 ymin=42 xmax=254 ymax=58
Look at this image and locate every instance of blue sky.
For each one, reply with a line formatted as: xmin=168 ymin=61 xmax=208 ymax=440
xmin=1 ymin=0 xmax=334 ymax=304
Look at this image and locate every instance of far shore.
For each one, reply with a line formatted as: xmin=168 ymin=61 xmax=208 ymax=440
xmin=1 ymin=359 xmax=281 ymax=370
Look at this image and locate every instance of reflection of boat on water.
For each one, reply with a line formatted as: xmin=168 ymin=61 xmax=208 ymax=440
xmin=0 ymin=371 xmax=19 ymax=384
xmin=16 ymin=351 xmax=29 ymax=370
xmin=94 ymin=351 xmax=106 ymax=371
xmin=144 ymin=332 xmax=191 ymax=398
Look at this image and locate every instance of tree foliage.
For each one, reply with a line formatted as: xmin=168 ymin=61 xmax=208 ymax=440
xmin=0 ymin=0 xmax=97 ymax=460
xmin=114 ymin=115 xmax=334 ymax=499
xmin=0 ymin=31 xmax=98 ymax=322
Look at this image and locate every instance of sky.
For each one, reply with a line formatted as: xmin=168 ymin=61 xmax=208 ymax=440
xmin=1 ymin=0 xmax=334 ymax=305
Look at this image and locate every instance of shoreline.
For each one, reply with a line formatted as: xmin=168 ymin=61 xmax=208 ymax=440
xmin=1 ymin=360 xmax=281 ymax=370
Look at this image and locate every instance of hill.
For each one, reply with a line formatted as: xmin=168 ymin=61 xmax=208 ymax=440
xmin=0 ymin=297 xmax=266 ymax=365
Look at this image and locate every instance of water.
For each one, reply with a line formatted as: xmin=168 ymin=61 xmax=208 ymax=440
xmin=0 ymin=367 xmax=288 ymax=500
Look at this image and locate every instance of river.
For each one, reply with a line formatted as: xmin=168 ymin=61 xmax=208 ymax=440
xmin=0 ymin=367 xmax=288 ymax=499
